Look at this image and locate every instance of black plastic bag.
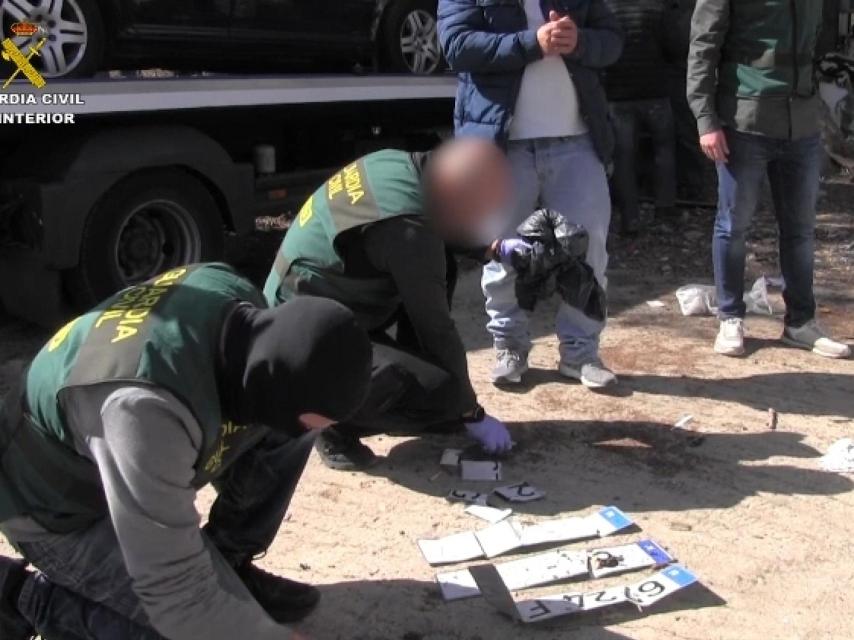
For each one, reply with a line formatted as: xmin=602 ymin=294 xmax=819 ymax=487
xmin=509 ymin=209 xmax=606 ymax=321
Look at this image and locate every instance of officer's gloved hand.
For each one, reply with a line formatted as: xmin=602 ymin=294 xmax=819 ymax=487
xmin=495 ymin=238 xmax=533 ymax=264
xmin=465 ymin=415 xmax=513 ymax=455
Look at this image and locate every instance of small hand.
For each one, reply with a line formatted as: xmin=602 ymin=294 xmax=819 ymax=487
xmin=496 ymin=238 xmax=533 ymax=263
xmin=699 ymin=129 xmax=729 ymax=163
xmin=465 ymin=415 xmax=513 ymax=455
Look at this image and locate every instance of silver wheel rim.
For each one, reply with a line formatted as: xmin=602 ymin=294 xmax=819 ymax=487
xmin=399 ymin=9 xmax=440 ymax=74
xmin=2 ymin=0 xmax=88 ymax=77
xmin=114 ymin=200 xmax=201 ymax=285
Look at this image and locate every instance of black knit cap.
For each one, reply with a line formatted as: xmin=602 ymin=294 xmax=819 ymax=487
xmin=217 ymin=296 xmax=372 ymax=435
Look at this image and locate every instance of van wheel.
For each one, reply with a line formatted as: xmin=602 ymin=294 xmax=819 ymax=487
xmin=381 ymin=0 xmax=443 ymax=75
xmin=66 ymin=170 xmax=224 ymax=309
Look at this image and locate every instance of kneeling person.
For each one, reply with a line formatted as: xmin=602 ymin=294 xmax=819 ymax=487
xmin=0 ymin=263 xmax=372 ymax=640
xmin=264 ymin=139 xmax=518 ymax=470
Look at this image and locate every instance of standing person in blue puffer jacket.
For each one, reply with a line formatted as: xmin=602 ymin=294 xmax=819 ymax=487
xmin=438 ymin=0 xmax=624 ymax=389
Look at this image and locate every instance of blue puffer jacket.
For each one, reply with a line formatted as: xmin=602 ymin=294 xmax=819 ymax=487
xmin=438 ymin=0 xmax=624 ymax=163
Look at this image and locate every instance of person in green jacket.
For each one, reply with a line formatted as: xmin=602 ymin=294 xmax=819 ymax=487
xmin=687 ymin=0 xmax=850 ymax=359
xmin=0 ymin=263 xmax=372 ymax=640
xmin=264 ymin=138 xmax=525 ymax=471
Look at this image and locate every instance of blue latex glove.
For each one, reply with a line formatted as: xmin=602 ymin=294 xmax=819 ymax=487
xmin=465 ymin=415 xmax=513 ymax=455
xmin=496 ymin=238 xmax=533 ymax=264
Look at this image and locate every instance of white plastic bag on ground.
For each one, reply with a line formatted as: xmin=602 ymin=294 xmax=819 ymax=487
xmin=675 ymin=284 xmax=717 ymax=316
xmin=675 ymin=277 xmax=775 ymax=317
xmin=821 ymin=439 xmax=854 ymax=474
xmin=744 ymin=276 xmax=774 ymax=316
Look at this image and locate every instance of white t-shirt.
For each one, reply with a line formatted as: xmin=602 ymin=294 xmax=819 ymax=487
xmin=509 ymin=0 xmax=588 ymax=140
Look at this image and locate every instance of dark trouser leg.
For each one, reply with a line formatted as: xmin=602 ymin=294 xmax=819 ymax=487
xmin=316 ymin=342 xmax=463 ymax=469
xmin=346 ymin=341 xmax=463 ymax=436
xmin=642 ymin=98 xmax=678 ymax=209
xmin=17 ymin=572 xmax=164 ymax=640
xmin=609 ymin=101 xmax=641 ymax=233
xmin=361 ymin=247 xmax=462 ymax=433
xmin=668 ymin=68 xmax=708 ymax=199
xmin=713 ymin=130 xmax=768 ymax=319
xmin=767 ymin=134 xmax=820 ymax=327
xmin=13 ymin=519 xmax=165 ymax=640
xmin=204 ymin=430 xmax=315 ymax=564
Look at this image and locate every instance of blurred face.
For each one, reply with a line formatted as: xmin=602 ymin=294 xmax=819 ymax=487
xmin=298 ymin=412 xmax=336 ymax=430
xmin=429 ymin=142 xmax=514 ymax=247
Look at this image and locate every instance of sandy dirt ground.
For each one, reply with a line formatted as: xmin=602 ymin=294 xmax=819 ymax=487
xmin=1 ymin=188 xmax=853 ymax=640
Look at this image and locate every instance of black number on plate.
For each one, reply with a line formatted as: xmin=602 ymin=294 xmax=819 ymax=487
xmin=591 ymin=589 xmax=619 ymax=603
xmin=636 ymin=580 xmax=666 ymax=597
xmin=526 ymin=600 xmax=553 ymax=619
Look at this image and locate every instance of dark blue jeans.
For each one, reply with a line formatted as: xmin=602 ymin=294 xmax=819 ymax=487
xmin=713 ymin=129 xmax=820 ymax=326
xmin=12 ymin=429 xmax=315 ymax=640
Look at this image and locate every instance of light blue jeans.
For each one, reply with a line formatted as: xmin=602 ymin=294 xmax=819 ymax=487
xmin=482 ymin=135 xmax=611 ymax=364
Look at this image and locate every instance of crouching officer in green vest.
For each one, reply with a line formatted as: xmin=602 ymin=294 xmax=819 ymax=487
xmin=0 ymin=262 xmax=372 ymax=640
xmin=264 ymin=138 xmax=524 ymax=471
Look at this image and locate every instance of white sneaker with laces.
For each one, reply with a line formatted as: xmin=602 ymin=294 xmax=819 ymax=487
xmin=714 ymin=318 xmax=745 ymax=356
xmin=782 ymin=319 xmax=851 ymax=359
xmin=491 ymin=349 xmax=528 ymax=385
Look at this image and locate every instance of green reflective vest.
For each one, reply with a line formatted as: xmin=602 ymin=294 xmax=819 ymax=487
xmin=719 ymin=0 xmax=822 ymax=99
xmin=263 ymin=149 xmax=425 ymax=326
xmin=0 ymin=263 xmax=265 ymax=533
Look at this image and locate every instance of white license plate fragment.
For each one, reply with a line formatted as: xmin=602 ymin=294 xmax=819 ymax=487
xmin=460 ymin=460 xmax=502 ymax=481
xmin=496 ymin=549 xmax=588 ymax=591
xmin=465 ymin=504 xmax=512 ymax=523
xmin=437 ymin=548 xmax=589 ymax=602
xmin=494 ymin=482 xmax=546 ymax=503
xmin=516 ymin=565 xmax=698 ymax=623
xmin=587 ymin=506 xmax=634 ymax=536
xmin=519 ymin=517 xmax=598 ymax=547
xmin=517 ymin=592 xmax=584 ymax=622
xmin=625 ymin=564 xmax=698 ymax=608
xmin=589 ymin=539 xmax=674 ymax=579
xmin=474 ymin=519 xmax=523 ymax=558
xmin=417 ymin=531 xmax=483 ymax=565
xmin=580 ymin=585 xmax=630 ymax=611
xmin=440 ymin=448 xmax=463 ymax=468
xmin=436 ymin=568 xmax=480 ymax=601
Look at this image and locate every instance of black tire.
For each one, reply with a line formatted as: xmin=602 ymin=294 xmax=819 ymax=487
xmin=65 ymin=170 xmax=225 ymax=309
xmin=380 ymin=0 xmax=444 ymax=75
xmin=1 ymin=0 xmax=104 ymax=78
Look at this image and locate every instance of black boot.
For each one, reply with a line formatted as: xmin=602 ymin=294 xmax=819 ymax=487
xmin=314 ymin=427 xmax=377 ymax=471
xmin=0 ymin=556 xmax=35 ymax=640
xmin=233 ymin=560 xmax=320 ymax=623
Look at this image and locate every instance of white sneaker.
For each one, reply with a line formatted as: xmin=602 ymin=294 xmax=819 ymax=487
xmin=714 ymin=318 xmax=745 ymax=356
xmin=491 ymin=349 xmax=528 ymax=385
xmin=782 ymin=319 xmax=851 ymax=359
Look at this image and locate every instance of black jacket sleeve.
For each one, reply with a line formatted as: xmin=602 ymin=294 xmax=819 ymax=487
xmin=363 ymin=217 xmax=478 ymax=414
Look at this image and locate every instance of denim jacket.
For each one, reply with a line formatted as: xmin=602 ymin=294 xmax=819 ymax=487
xmin=438 ymin=0 xmax=624 ymax=163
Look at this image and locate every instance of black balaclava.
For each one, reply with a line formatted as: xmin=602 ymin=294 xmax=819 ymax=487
xmin=217 ymin=297 xmax=373 ymax=435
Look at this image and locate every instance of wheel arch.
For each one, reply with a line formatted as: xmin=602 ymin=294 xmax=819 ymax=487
xmin=371 ymin=0 xmax=396 ymax=41
xmin=33 ymin=124 xmax=254 ymax=269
